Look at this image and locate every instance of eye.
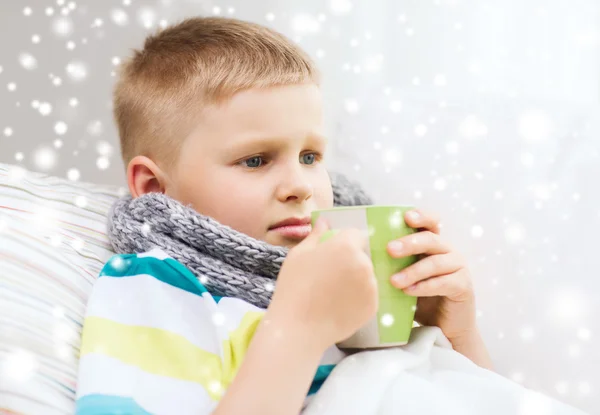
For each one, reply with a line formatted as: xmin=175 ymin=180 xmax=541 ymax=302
xmin=242 ymin=156 xmax=264 ymax=168
xmin=301 ymin=153 xmax=317 ymax=165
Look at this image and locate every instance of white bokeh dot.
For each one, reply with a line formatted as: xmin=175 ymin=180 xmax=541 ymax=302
xmin=291 ymin=13 xmax=320 ymax=35
xmin=414 ymin=124 xmax=428 ymax=137
xmin=52 ymin=17 xmax=74 ymax=37
xmin=96 ymin=141 xmax=113 ymax=156
xmin=39 ymin=102 xmax=52 ymax=115
xmin=555 ymin=381 xmax=569 ymax=396
xmin=138 ymin=7 xmax=156 ymax=29
xmin=329 ymin=0 xmax=353 ymax=15
xmin=33 ymin=147 xmax=57 ymax=171
xmin=578 ymin=382 xmax=591 ymax=395
xmin=67 ymin=168 xmax=80 ymax=181
xmin=389 ymin=100 xmax=402 ymax=113
xmin=446 ymin=141 xmax=459 ymax=154
xmin=518 ymin=109 xmax=554 ymax=141
xmin=111 ymin=8 xmax=129 ymax=26
xmin=433 ymin=73 xmax=447 ymax=86
xmin=87 ymin=120 xmax=104 ymax=136
xmin=212 ymin=312 xmax=226 ymax=326
xmin=4 ymin=127 xmax=13 ymax=137
xmin=344 ymin=99 xmax=359 ymax=113
xmin=459 ymin=115 xmax=488 ymax=139
xmin=381 ymin=313 xmax=395 ymax=327
xmin=511 ymin=372 xmax=524 ymax=383
xmin=471 ymin=225 xmax=484 ymax=238
xmin=141 ymin=223 xmax=151 ymax=237
xmin=520 ymin=326 xmax=535 ymax=342
xmin=54 ymin=121 xmax=68 ymax=135
xmin=434 ymin=178 xmax=447 ymax=191
xmin=23 ymin=7 xmax=33 ymax=16
xmin=19 ymin=53 xmax=38 ymax=70
xmin=505 ymin=224 xmax=525 ymax=243
xmin=96 ymin=156 xmax=110 ymax=170
xmin=66 ymin=61 xmax=88 ymax=81
xmin=577 ymin=327 xmax=591 ymax=341
xmin=75 ymin=195 xmax=88 ymax=208
xmin=4 ymin=350 xmax=38 ymax=382
xmin=8 ymin=82 xmax=17 ymax=91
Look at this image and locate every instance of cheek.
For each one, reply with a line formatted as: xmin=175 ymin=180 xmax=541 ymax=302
xmin=198 ymin=177 xmax=269 ymax=237
xmin=314 ymin=173 xmax=334 ymax=208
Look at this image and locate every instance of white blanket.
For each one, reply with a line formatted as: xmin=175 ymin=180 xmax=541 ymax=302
xmin=304 ymin=327 xmax=588 ymax=415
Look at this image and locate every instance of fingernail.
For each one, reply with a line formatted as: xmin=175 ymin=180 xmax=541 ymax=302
xmin=391 ymin=273 xmax=407 ymax=287
xmin=407 ymin=211 xmax=420 ymax=221
xmin=388 ymin=241 xmax=403 ymax=253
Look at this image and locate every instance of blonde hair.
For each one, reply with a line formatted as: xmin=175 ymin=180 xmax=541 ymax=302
xmin=114 ymin=16 xmax=320 ymax=169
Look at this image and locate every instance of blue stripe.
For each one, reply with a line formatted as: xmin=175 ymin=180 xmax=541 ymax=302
xmin=100 ymin=253 xmax=208 ymax=296
xmin=76 ymin=394 xmax=152 ymax=415
xmin=308 ymin=364 xmax=336 ymax=396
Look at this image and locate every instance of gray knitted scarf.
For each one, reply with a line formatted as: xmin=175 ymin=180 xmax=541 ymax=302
xmin=107 ymin=171 xmax=373 ymax=309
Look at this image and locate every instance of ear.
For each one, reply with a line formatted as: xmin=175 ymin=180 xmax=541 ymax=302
xmin=127 ymin=156 xmax=168 ymax=198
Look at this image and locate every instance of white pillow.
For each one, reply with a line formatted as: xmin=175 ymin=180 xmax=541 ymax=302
xmin=0 ymin=163 xmax=122 ymax=414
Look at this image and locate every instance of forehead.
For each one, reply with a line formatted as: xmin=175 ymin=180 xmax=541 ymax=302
xmin=207 ymin=84 xmax=322 ymax=138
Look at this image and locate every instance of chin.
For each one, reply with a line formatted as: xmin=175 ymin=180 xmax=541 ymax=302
xmin=266 ymin=234 xmax=301 ymax=249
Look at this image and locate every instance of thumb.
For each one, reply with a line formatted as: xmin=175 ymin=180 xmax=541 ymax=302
xmin=300 ymin=217 xmax=330 ymax=247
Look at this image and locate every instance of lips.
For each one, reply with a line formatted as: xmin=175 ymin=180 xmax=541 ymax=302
xmin=269 ymin=217 xmax=313 ymax=240
xmin=269 ymin=217 xmax=312 ymax=230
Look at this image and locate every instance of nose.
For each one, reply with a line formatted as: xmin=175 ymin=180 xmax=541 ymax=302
xmin=275 ymin=164 xmax=314 ymax=203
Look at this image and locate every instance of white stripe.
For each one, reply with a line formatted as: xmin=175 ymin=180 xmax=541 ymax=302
xmin=137 ymin=248 xmax=171 ymax=260
xmin=320 ymin=345 xmax=347 ymax=366
xmin=85 ymin=274 xmax=223 ymax=355
xmin=215 ymin=296 xmax=264 ymax=333
xmin=77 ymin=354 xmax=215 ymax=415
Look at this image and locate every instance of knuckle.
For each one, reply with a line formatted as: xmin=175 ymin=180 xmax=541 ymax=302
xmin=413 ymin=259 xmax=431 ymax=278
xmin=430 ymin=254 xmax=445 ymax=269
xmin=426 ymin=230 xmax=439 ymax=243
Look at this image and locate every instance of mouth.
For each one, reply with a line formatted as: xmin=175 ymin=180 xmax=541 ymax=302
xmin=269 ymin=217 xmax=312 ymax=239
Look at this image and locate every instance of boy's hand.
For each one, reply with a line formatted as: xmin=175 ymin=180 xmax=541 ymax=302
xmin=386 ymin=209 xmax=477 ymax=343
xmin=269 ymin=218 xmax=378 ymax=351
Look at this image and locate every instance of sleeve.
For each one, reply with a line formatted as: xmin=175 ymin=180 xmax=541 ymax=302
xmin=74 ymin=250 xmax=263 ymax=415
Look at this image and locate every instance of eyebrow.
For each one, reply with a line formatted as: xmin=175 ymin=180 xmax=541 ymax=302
xmin=227 ymin=134 xmax=328 ymax=154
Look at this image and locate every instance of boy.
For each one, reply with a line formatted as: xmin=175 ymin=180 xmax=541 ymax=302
xmin=76 ymin=16 xmax=492 ymax=414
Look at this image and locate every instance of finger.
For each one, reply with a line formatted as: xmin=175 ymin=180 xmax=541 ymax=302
xmin=300 ymin=217 xmax=330 ymax=247
xmin=402 ymin=271 xmax=472 ymax=300
xmin=404 ymin=209 xmax=442 ymax=234
xmin=337 ymin=228 xmax=370 ymax=253
xmin=390 ymin=252 xmax=464 ymax=289
xmin=387 ymin=230 xmax=451 ymax=258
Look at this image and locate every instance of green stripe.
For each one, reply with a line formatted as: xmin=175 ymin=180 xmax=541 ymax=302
xmin=366 ymin=206 xmax=418 ymax=344
xmin=100 ymin=253 xmax=208 ymax=296
xmin=308 ymin=364 xmax=336 ymax=395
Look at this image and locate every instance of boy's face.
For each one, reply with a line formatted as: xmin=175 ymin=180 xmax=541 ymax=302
xmin=166 ymin=83 xmax=333 ymax=248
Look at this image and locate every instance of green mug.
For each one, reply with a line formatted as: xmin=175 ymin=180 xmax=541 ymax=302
xmin=311 ymin=205 xmax=419 ymax=349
